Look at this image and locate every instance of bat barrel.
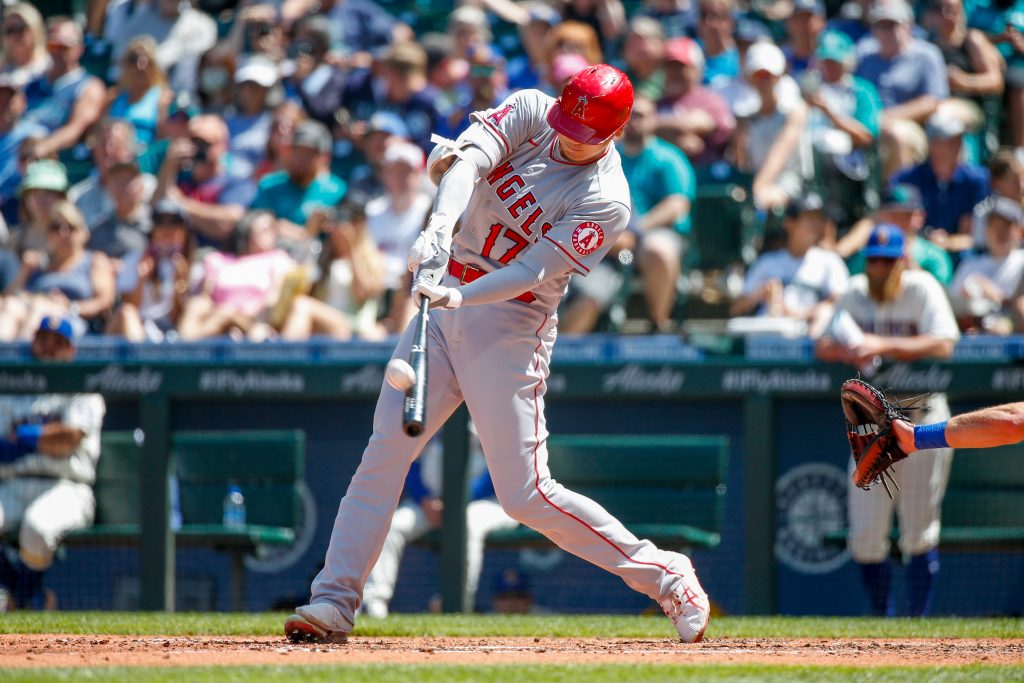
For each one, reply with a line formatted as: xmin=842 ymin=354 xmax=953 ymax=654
xmin=402 ymin=297 xmax=430 ymax=437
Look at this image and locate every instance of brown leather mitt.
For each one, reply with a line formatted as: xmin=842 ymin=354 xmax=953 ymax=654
xmin=841 ymin=378 xmax=910 ymax=497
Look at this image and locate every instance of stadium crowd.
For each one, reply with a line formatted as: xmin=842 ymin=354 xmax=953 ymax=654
xmin=0 ymin=0 xmax=1022 ymax=343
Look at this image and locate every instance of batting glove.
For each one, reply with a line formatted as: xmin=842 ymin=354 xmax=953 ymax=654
xmin=413 ymin=279 xmax=463 ymax=310
xmin=407 ymin=213 xmax=453 ymax=272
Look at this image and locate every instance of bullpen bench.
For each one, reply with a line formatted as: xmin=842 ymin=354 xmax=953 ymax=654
xmin=484 ymin=434 xmax=730 ymax=551
xmin=825 ymin=445 xmax=1024 ymax=552
xmin=60 ymin=430 xmax=304 ymax=610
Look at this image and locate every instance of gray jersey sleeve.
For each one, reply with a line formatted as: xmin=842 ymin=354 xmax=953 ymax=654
xmin=464 ymin=89 xmax=554 ymax=171
xmin=536 ymin=201 xmax=630 ymax=276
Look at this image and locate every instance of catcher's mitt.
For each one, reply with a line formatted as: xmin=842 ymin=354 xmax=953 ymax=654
xmin=840 ymin=378 xmax=911 ymax=497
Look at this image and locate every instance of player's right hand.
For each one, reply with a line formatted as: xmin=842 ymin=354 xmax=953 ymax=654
xmin=407 ymin=213 xmax=453 ymax=272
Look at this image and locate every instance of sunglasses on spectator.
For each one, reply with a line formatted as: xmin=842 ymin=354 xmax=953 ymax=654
xmin=48 ymin=221 xmax=75 ymax=235
xmin=3 ymin=23 xmax=28 ymax=36
xmin=154 ymin=214 xmax=184 ymax=226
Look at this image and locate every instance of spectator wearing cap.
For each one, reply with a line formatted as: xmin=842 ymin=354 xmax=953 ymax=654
xmin=288 ymin=15 xmax=348 ymax=128
xmin=346 ymin=112 xmax=412 ymax=201
xmin=108 ymin=199 xmax=195 ymax=341
xmin=254 ymin=102 xmax=308 ymax=183
xmin=784 ymin=0 xmax=827 ymax=75
xmin=621 ymin=17 xmax=668 ymax=102
xmin=737 ymin=42 xmax=812 ymax=211
xmin=252 ymin=121 xmax=347 ymax=234
xmin=696 ymin=0 xmax=740 ymax=86
xmin=892 ymin=112 xmax=990 ymax=248
xmin=491 ymin=567 xmax=536 ymax=614
xmin=507 ymin=3 xmax=562 ymax=91
xmin=69 ymin=119 xmax=156 ymax=230
xmin=0 ymin=200 xmax=115 ymax=341
xmin=440 ymin=47 xmax=509 ymax=138
xmin=112 ymin=0 xmax=217 ymax=94
xmin=0 ymin=77 xmax=47 ymax=230
xmin=558 ymin=0 xmax=627 ymax=45
xmin=225 ymin=57 xmax=279 ymax=180
xmin=343 ymin=42 xmax=443 ymax=151
xmin=155 ymin=114 xmax=257 ymax=247
xmin=845 ymin=184 xmax=954 ymax=284
xmin=657 ymin=37 xmax=735 ymax=165
xmin=636 ymin=0 xmax=699 ymax=39
xmin=12 ymin=161 xmax=70 ymax=255
xmin=971 ymin=152 xmax=1024 ymax=251
xmin=548 ymin=53 xmax=590 ymax=93
xmin=448 ymin=6 xmax=496 ymax=63
xmin=949 ymin=198 xmax=1024 ymax=333
xmin=104 ymin=36 xmax=171 ymax=146
xmin=855 ymin=0 xmax=950 ymax=177
xmin=87 ymin=159 xmax=153 ymax=259
xmin=731 ymin=193 xmax=849 ymax=337
xmin=925 ymin=0 xmax=1004 ymax=104
xmin=21 ymin=17 xmax=106 ymax=159
xmin=0 ymin=314 xmax=105 ymax=610
xmin=1 ymin=4 xmax=48 ymax=85
xmin=543 ymin=21 xmax=604 ymax=90
xmin=366 ymin=142 xmax=431 ymax=292
xmin=219 ymin=3 xmax=286 ymax=64
xmin=284 ymin=0 xmax=403 ymax=58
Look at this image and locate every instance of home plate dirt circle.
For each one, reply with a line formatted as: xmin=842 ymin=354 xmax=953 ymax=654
xmin=2 ymin=635 xmax=1023 ymax=668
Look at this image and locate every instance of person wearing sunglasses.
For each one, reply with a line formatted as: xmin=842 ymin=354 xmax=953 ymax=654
xmin=0 ymin=4 xmax=48 ymax=84
xmin=0 ymin=77 xmax=47 ymax=232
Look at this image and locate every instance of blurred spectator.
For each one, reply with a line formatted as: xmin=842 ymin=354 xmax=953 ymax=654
xmin=195 ymin=48 xmax=237 ymax=114
xmin=219 ymin=3 xmax=286 ymax=64
xmin=105 ymin=37 xmax=171 ymax=146
xmin=440 ymin=48 xmax=509 ymax=138
xmin=0 ymin=315 xmax=104 ymax=610
xmin=543 ymin=20 xmax=604 ymax=92
xmin=107 ymin=199 xmax=194 ymax=341
xmin=925 ymin=0 xmax=1005 ymax=101
xmin=226 ymin=57 xmax=279 ymax=180
xmin=949 ymin=198 xmax=1024 ymax=333
xmin=730 ymin=193 xmax=849 ymax=337
xmin=557 ymin=0 xmax=627 ymax=45
xmin=621 ymin=16 xmax=667 ymax=101
xmin=254 ymin=102 xmax=307 ymax=182
xmin=968 ymin=0 xmax=1024 ymax=154
xmin=11 ymin=161 xmax=70 ymax=255
xmin=87 ymin=160 xmax=153 ymax=259
xmin=343 ymin=42 xmax=443 ymax=151
xmin=855 ymin=0 xmax=949 ymax=178
xmin=828 ymin=0 xmax=874 ymax=43
xmin=696 ymin=0 xmax=740 ymax=86
xmin=155 ymin=114 xmax=256 ymax=246
xmin=285 ymin=0 xmax=403 ymax=58
xmin=549 ymin=53 xmax=590 ymax=92
xmin=784 ymin=0 xmax=827 ymax=75
xmin=892 ymin=112 xmax=989 ymax=250
xmin=0 ymin=4 xmax=49 ymax=84
xmin=310 ymin=197 xmax=387 ymax=340
xmin=69 ymin=119 xmax=156 ymax=230
xmin=656 ymin=37 xmax=735 ymax=164
xmin=490 ymin=567 xmax=536 ymax=614
xmin=736 ymin=43 xmax=812 ymax=211
xmin=845 ymin=184 xmax=954 ymax=285
xmin=178 ymin=209 xmax=350 ymax=340
xmin=972 ymin=151 xmax=1024 ymax=250
xmin=112 ymin=0 xmax=217 ymax=93
xmin=449 ymin=6 xmax=495 ymax=62
xmin=346 ymin=111 xmax=411 ymax=200
xmin=366 ymin=142 xmax=431 ymax=292
xmin=0 ymin=78 xmax=47 ymax=231
xmin=140 ymin=91 xmax=201 ymax=175
xmin=22 ymin=17 xmax=106 ymax=158
xmin=0 ymin=201 xmax=115 ymax=341
xmin=252 ymin=120 xmax=347 ymax=235
xmin=288 ymin=15 xmax=347 ymax=127
xmin=422 ymin=32 xmax=466 ymax=118
xmin=507 ymin=3 xmax=561 ymax=90
xmin=636 ymin=0 xmax=698 ymax=39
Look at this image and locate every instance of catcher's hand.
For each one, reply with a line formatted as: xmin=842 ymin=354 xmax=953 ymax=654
xmin=841 ymin=378 xmax=910 ymax=497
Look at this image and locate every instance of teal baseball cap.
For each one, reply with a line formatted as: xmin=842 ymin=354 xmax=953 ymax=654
xmin=816 ymin=31 xmax=854 ymax=65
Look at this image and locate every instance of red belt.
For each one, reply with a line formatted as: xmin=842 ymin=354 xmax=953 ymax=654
xmin=448 ymin=259 xmax=536 ymax=303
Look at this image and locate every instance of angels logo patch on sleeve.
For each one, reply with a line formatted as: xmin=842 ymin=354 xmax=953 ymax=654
xmin=571 ymin=222 xmax=604 ymax=256
xmin=487 ymin=103 xmax=516 ymax=126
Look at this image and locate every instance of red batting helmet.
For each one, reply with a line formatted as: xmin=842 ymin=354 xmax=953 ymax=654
xmin=546 ymin=64 xmax=634 ymax=145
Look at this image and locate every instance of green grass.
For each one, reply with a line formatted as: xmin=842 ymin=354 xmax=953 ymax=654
xmin=1 ymin=665 xmax=1022 ymax=683
xmin=0 ymin=613 xmax=1022 ymax=639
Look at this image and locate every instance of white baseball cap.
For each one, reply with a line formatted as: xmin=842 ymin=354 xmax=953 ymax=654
xmin=235 ymin=58 xmax=279 ymax=87
xmin=869 ymin=0 xmax=913 ymax=24
xmin=382 ymin=141 xmax=425 ymax=169
xmin=743 ymin=42 xmax=786 ymax=77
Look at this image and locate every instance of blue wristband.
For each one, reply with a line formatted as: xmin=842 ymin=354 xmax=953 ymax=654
xmin=914 ymin=422 xmax=949 ymax=450
xmin=15 ymin=424 xmax=42 ymax=453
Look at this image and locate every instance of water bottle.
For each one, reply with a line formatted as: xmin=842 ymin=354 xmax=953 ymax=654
xmin=223 ymin=484 xmax=246 ymax=528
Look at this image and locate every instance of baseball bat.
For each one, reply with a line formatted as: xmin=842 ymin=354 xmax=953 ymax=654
xmin=402 ymin=296 xmax=430 ymax=437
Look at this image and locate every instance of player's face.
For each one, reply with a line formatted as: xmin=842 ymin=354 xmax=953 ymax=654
xmin=556 ymin=133 xmax=612 ymax=163
xmin=31 ymin=330 xmax=75 ymax=361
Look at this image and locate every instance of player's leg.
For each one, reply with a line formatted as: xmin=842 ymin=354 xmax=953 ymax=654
xmin=464 ymin=498 xmax=518 ymax=608
xmin=895 ymin=398 xmax=953 ymax=617
xmin=362 ymin=501 xmax=432 ymax=618
xmin=847 ymin=463 xmax=898 ymax=616
xmin=452 ymin=302 xmax=708 ymax=641
xmin=290 ymin=315 xmax=463 ymax=640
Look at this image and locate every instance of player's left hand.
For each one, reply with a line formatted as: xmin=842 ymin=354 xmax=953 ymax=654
xmin=413 ymin=279 xmax=463 ymax=310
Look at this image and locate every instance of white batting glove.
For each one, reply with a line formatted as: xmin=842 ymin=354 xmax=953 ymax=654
xmin=413 ymin=279 xmax=463 ymax=310
xmin=407 ymin=213 xmax=453 ymax=272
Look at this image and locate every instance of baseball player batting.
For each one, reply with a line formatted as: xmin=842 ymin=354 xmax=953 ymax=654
xmin=285 ymin=65 xmax=710 ymax=644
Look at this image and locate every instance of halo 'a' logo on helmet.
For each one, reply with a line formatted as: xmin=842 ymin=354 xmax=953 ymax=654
xmin=571 ymin=95 xmax=589 ymax=119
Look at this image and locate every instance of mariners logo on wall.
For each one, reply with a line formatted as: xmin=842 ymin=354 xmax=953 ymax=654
xmin=571 ymin=221 xmax=604 ymax=256
xmin=775 ymin=463 xmax=850 ymax=574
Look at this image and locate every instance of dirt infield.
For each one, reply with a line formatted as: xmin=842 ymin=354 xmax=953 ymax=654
xmin=2 ymin=634 xmax=1022 ymax=668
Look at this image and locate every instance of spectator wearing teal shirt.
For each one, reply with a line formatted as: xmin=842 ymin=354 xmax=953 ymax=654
xmin=622 ymin=95 xmax=696 ymax=330
xmin=252 ymin=121 xmax=346 ymax=234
